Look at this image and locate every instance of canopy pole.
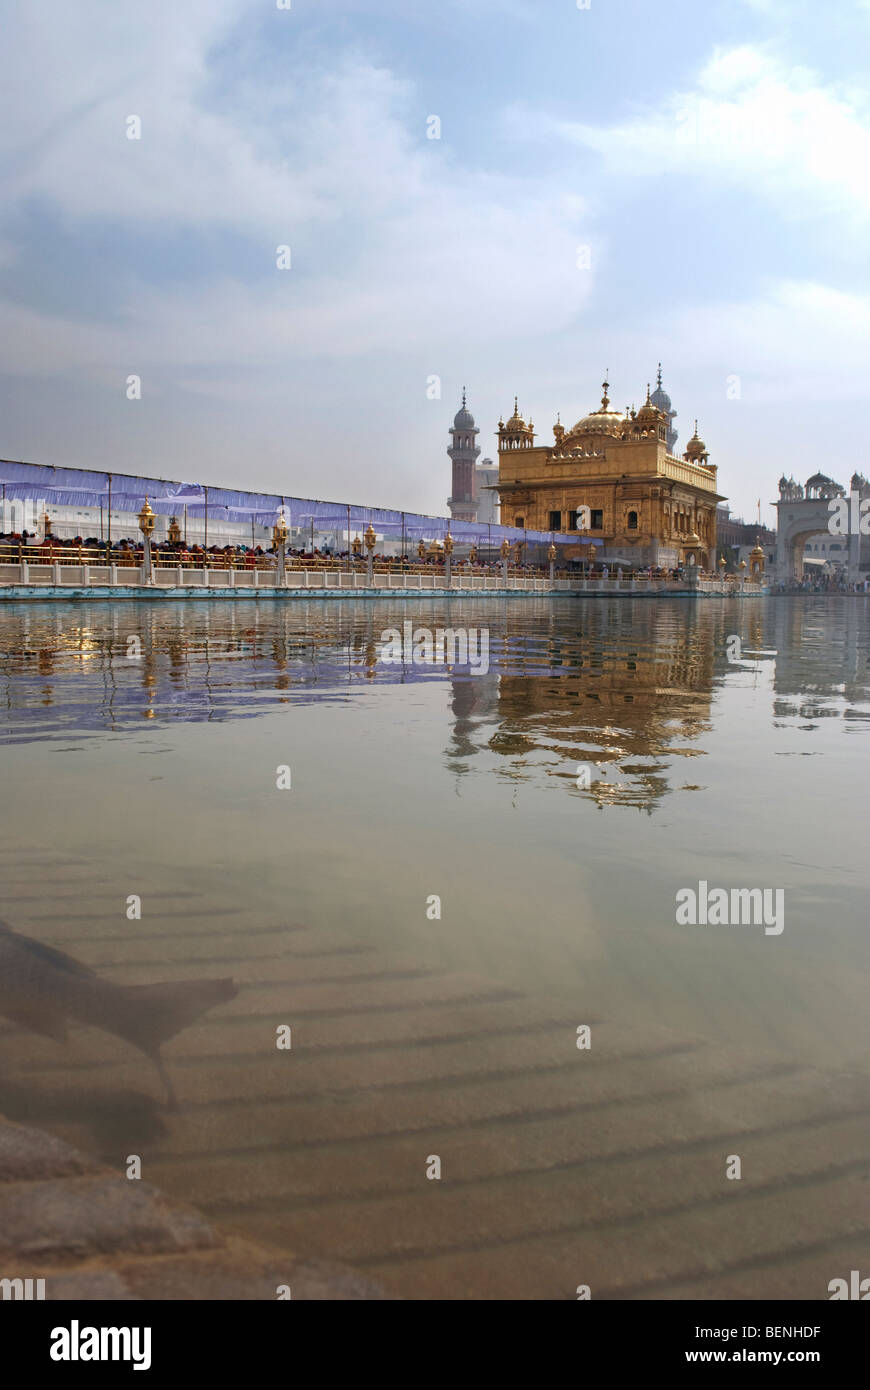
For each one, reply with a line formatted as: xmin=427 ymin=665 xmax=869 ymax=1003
xmin=107 ymin=473 xmax=112 ymax=553
xmin=204 ymin=485 xmax=208 ymax=550
xmin=346 ymin=505 xmax=351 ymax=571
xmin=401 ymin=511 xmax=405 ymax=568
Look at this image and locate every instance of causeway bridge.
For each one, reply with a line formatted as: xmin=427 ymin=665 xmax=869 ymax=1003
xmin=0 ymin=557 xmax=766 ymax=601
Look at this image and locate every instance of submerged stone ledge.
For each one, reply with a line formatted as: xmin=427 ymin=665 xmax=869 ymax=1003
xmin=0 ymin=1116 xmax=391 ymax=1301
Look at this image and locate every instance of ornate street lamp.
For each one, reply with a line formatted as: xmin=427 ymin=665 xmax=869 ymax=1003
xmin=443 ymin=530 xmax=454 ymax=586
xmin=272 ymin=509 xmax=289 ymax=588
xmin=500 ymin=536 xmax=511 ymax=586
xmin=138 ymin=498 xmax=156 ymax=585
xmin=364 ymin=523 xmax=377 ymax=583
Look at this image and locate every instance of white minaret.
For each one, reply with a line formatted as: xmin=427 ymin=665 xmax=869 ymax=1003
xmin=447 ymin=388 xmax=481 ymax=522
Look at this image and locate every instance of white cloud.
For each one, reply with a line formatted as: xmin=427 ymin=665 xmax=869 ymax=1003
xmin=659 ymin=279 xmax=870 ymax=385
xmin=515 ymin=44 xmax=870 ymax=225
xmin=0 ymin=3 xmax=595 ymax=383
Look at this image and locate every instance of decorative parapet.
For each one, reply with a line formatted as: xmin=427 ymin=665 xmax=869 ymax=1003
xmin=661 ymin=455 xmax=719 ymax=492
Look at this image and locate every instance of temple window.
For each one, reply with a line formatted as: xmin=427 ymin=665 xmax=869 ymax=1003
xmin=515 ymin=516 xmax=525 ymax=528
xmin=627 ymin=511 xmax=638 ymax=530
xmin=590 ymin=509 xmax=603 ymax=530
xmin=549 ymin=510 xmax=561 ymax=531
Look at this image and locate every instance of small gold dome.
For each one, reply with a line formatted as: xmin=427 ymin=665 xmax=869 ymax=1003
xmin=685 ymin=420 xmax=707 ymax=460
xmin=635 ymin=384 xmax=663 ymax=427
xmin=503 ymin=396 xmax=528 ymax=432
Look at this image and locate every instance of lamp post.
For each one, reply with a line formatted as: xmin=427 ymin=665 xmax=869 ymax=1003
xmin=548 ymin=541 xmax=557 ymax=587
xmin=168 ymin=516 xmax=181 ymax=546
xmin=739 ymin=558 xmax=747 ymax=591
xmin=443 ymin=530 xmax=454 ymax=587
xmin=417 ymin=539 xmax=425 ymax=564
xmin=576 ymin=508 xmax=588 ymax=578
xmin=500 ymin=536 xmax=510 ymax=586
xmin=364 ymin=522 xmax=376 ymax=585
xmin=273 ymin=508 xmax=289 ymax=588
xmin=138 ymin=498 xmax=156 ymax=585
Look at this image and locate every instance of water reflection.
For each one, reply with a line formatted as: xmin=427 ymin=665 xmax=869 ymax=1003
xmin=2 ymin=596 xmax=870 ymax=811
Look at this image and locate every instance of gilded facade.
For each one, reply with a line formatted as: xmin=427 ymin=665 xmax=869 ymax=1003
xmin=495 ymin=374 xmax=724 ymax=568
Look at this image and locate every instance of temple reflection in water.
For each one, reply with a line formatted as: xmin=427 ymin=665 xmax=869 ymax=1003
xmin=5 ymin=596 xmax=869 ymax=815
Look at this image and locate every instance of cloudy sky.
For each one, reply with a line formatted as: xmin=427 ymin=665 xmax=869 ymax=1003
xmin=2 ymin=0 xmax=868 ymax=523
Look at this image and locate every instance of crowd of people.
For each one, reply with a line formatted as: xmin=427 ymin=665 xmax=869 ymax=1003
xmin=0 ymin=531 xmax=787 ymax=584
xmin=0 ymin=532 xmax=558 ymax=573
xmin=773 ymin=573 xmax=870 ymax=594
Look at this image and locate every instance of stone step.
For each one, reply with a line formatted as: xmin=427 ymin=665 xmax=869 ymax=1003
xmin=138 ymin=1065 xmax=867 ymax=1209
xmin=353 ymin=1168 xmax=870 ymax=1300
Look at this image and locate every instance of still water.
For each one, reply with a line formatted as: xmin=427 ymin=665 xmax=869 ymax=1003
xmin=1 ymin=596 xmax=868 ymax=1298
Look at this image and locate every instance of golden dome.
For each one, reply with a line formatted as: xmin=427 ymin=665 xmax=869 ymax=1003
xmin=634 ymin=384 xmax=663 ymax=427
xmin=685 ymin=420 xmax=708 ymax=460
xmin=503 ymin=396 xmax=528 ymax=433
xmin=567 ymin=378 xmax=628 ymax=438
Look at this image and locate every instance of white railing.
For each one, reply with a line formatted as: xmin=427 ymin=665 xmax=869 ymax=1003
xmin=0 ymin=562 xmax=765 ymax=595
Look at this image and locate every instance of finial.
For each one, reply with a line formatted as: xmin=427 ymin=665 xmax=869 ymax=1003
xmin=657 ymin=362 xmax=662 ymax=388
xmin=601 ymin=373 xmax=610 ymax=410
xmin=514 ymin=395 xmax=518 ymax=413
xmin=462 ymin=385 xmax=467 ymax=406
xmin=645 ymin=383 xmax=652 ymax=405
xmin=693 ymin=418 xmax=699 ymax=436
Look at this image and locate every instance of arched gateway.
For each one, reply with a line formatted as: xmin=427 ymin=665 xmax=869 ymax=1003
xmin=774 ymin=474 xmax=860 ymax=582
